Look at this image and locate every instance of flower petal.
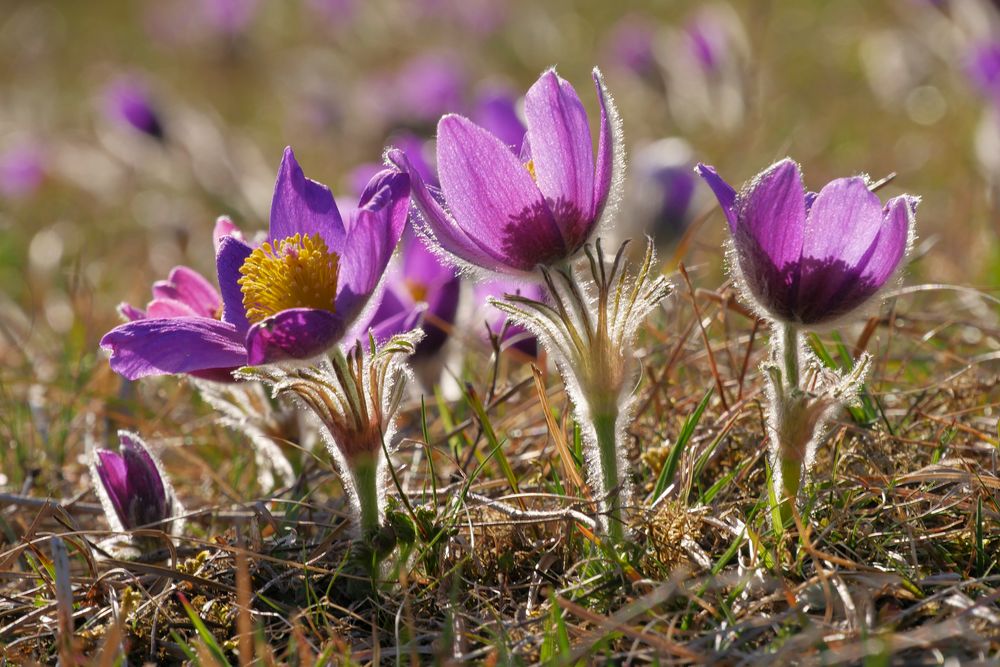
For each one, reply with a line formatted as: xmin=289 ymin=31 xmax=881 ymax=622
xmin=437 ymin=114 xmax=566 ymax=271
xmin=95 ymin=449 xmax=129 ymax=526
xmin=121 ymin=433 xmax=168 ymax=526
xmin=800 ymin=177 xmax=884 ymax=267
xmin=245 ymin=308 xmax=346 ymax=365
xmin=388 ymin=147 xmax=510 ymax=273
xmin=269 ymin=146 xmax=346 ymax=250
xmin=336 ymin=168 xmax=409 ymax=325
xmin=100 ymin=317 xmax=246 ymax=380
xmin=793 ymin=177 xmax=885 ymax=322
xmin=146 ymin=298 xmax=199 ymax=318
xmin=151 ymin=266 xmax=221 ymax=318
xmin=213 ymin=215 xmax=243 ymax=252
xmin=736 ymin=158 xmax=806 ymax=271
xmin=118 ymin=302 xmax=145 ymax=321
xmin=862 ymin=195 xmax=915 ymax=286
xmin=348 ymin=289 xmax=427 ymax=350
xmin=592 ymin=67 xmax=624 ymax=233
xmin=524 ymin=70 xmax=595 ymax=237
xmin=216 ymin=234 xmax=253 ymax=335
xmin=694 ymin=163 xmax=737 ymax=232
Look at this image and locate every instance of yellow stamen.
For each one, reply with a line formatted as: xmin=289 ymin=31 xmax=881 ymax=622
xmin=404 ymin=279 xmax=428 ymax=303
xmin=238 ymin=233 xmax=340 ymax=324
xmin=525 ymin=159 xmax=537 ymax=181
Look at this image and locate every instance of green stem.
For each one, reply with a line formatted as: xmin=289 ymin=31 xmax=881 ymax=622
xmin=773 ymin=324 xmax=802 ymax=531
xmin=776 ymin=452 xmax=802 ymax=529
xmin=782 ymin=323 xmax=800 ymax=390
xmin=352 ymin=455 xmax=382 ymax=539
xmin=593 ymin=408 xmax=625 ymax=546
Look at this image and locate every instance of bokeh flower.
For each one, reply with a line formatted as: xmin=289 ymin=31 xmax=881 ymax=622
xmin=472 ymin=278 xmax=543 ymax=357
xmin=0 ymin=143 xmax=46 ymax=199
xmin=696 ymin=158 xmax=916 ymax=327
xmin=391 ymin=67 xmax=623 ymax=277
xmin=370 ymin=228 xmax=460 ymax=359
xmin=101 ymin=147 xmax=409 ymax=379
xmin=103 ymin=75 xmax=165 ymax=140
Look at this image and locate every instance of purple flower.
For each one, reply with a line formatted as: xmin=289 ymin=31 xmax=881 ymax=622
xmin=390 ymin=67 xmax=622 ymax=277
xmin=474 ymin=279 xmax=543 ymax=357
xmin=633 ymin=139 xmax=697 ymax=244
xmin=369 ymin=228 xmax=460 ymax=358
xmin=605 ymin=15 xmax=658 ymax=77
xmin=395 ymin=54 xmax=466 ymax=126
xmin=966 ymin=41 xmax=1000 ymax=103
xmin=101 ymin=147 xmax=409 ymax=379
xmin=685 ymin=13 xmax=728 ymax=74
xmin=103 ymin=76 xmax=165 ymax=140
xmin=92 ymin=431 xmax=175 ymax=532
xmin=200 ymin=0 xmax=260 ymax=35
xmin=470 ymin=87 xmax=526 ymax=153
xmin=0 ymin=143 xmax=45 ymax=199
xmin=696 ymin=159 xmax=917 ymax=326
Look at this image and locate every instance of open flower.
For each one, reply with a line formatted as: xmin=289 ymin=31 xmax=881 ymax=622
xmin=92 ymin=431 xmax=181 ymax=534
xmin=390 ymin=66 xmax=623 ymax=277
xmin=101 ymin=147 xmax=409 ymax=379
xmin=696 ymin=158 xmax=916 ymax=327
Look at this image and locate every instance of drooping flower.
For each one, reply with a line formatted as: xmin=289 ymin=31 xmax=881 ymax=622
xmin=101 ymin=147 xmax=409 ymax=379
xmin=92 ymin=431 xmax=181 ymax=534
xmin=103 ymin=75 xmax=165 ymax=140
xmin=390 ymin=66 xmax=624 ymax=277
xmin=696 ymin=158 xmax=916 ymax=327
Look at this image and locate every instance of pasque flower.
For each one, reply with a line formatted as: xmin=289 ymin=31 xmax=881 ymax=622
xmin=103 ymin=75 xmax=165 ymax=140
xmin=698 ymin=158 xmax=917 ymax=529
xmin=696 ymin=158 xmax=916 ymax=327
xmin=391 ymin=67 xmax=623 ymax=276
xmin=101 ymin=147 xmax=409 ymax=379
xmin=371 ymin=228 xmax=460 ymax=358
xmin=92 ymin=431 xmax=182 ymax=536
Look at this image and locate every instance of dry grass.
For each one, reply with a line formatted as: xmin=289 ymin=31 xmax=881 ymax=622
xmin=2 ymin=278 xmax=999 ymax=665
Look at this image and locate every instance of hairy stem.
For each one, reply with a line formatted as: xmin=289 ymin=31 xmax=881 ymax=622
xmin=773 ymin=323 xmax=802 ymax=530
xmin=593 ymin=407 xmax=625 ymax=545
xmin=782 ymin=323 xmax=800 ymax=390
xmin=352 ymin=455 xmax=382 ymax=539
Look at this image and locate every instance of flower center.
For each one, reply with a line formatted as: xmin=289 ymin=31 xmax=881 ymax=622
xmin=404 ymin=278 xmax=428 ymax=303
xmin=238 ymin=233 xmax=339 ymax=324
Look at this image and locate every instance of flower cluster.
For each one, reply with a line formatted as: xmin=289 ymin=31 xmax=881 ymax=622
xmin=97 ymin=64 xmax=918 ymax=566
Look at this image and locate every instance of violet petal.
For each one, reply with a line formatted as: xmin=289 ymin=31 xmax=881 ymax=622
xmin=101 ymin=317 xmax=246 ymax=380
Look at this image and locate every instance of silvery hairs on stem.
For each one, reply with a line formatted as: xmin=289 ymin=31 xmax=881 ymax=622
xmin=490 ymin=237 xmax=671 ymax=537
xmin=764 ymin=333 xmax=872 ymax=504
xmin=191 ymin=379 xmax=297 ymax=491
xmin=235 ymin=329 xmax=423 ymax=536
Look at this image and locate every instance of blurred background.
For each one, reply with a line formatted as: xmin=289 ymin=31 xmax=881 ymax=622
xmin=2 ymin=0 xmax=999 ymax=488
